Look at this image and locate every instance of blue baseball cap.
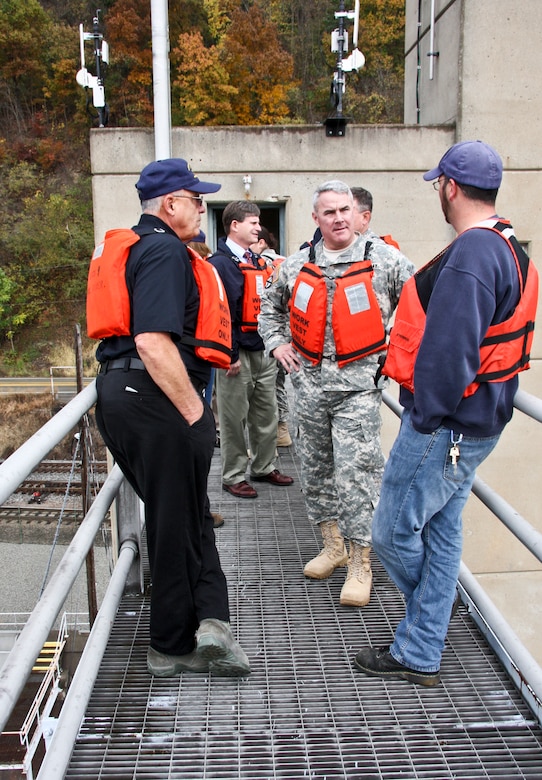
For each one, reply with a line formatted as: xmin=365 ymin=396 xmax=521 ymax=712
xmin=188 ymin=230 xmax=206 ymax=243
xmin=423 ymin=140 xmax=503 ymax=189
xmin=136 ymin=158 xmax=221 ymax=200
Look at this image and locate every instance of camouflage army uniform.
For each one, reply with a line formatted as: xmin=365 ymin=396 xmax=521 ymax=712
xmin=258 ymin=231 xmax=415 ymax=545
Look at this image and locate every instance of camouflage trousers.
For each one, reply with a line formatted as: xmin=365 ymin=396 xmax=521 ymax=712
xmin=275 ymin=364 xmax=290 ymax=423
xmin=291 ymin=375 xmax=384 ymax=546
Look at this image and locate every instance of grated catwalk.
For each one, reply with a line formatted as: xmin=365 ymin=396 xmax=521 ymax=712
xmin=66 ymin=446 xmax=542 ymax=779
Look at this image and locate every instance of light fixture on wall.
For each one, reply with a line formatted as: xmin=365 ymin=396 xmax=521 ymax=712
xmin=243 ymin=174 xmax=252 ymax=198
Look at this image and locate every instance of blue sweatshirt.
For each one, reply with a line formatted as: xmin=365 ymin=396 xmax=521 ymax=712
xmin=400 ymin=224 xmax=520 ymax=437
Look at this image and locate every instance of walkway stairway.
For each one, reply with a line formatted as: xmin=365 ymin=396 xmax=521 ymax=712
xmin=63 ymin=445 xmax=542 ymax=779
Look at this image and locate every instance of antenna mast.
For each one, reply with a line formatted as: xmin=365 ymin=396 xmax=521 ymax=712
xmin=76 ymin=10 xmax=109 ymax=128
xmin=325 ymin=0 xmax=365 ymax=137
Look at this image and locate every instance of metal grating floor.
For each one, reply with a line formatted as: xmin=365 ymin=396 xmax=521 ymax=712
xmin=66 ymin=445 xmax=542 ymax=779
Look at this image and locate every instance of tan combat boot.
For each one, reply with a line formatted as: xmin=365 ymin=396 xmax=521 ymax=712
xmin=303 ymin=520 xmax=348 ymax=579
xmin=340 ymin=543 xmax=372 ymax=607
xmin=276 ymin=421 xmax=292 ymax=447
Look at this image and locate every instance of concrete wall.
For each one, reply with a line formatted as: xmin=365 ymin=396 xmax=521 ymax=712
xmin=405 ymin=0 xmax=542 ymax=160
xmin=89 ymin=0 xmax=542 ymax=662
xmin=90 ymin=124 xmax=456 ymax=263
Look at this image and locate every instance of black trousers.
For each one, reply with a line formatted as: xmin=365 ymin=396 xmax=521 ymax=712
xmin=96 ymin=368 xmax=230 ymax=655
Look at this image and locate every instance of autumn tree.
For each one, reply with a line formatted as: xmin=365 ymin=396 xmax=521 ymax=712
xmin=219 ymin=3 xmax=296 ymax=125
xmin=266 ymin=0 xmax=337 ymax=122
xmin=343 ymin=0 xmax=405 ymax=123
xmin=101 ymin=0 xmax=153 ymax=126
xmin=171 ymin=32 xmax=238 ymax=126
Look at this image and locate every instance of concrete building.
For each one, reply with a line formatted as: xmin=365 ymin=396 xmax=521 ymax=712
xmin=89 ymin=0 xmax=541 ymax=661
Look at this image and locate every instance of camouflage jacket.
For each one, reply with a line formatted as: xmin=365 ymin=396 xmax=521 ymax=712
xmin=258 ymin=231 xmax=415 ymax=392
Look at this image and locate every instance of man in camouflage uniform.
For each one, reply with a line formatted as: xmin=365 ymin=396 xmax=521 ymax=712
xmin=258 ymin=181 xmax=414 ymax=606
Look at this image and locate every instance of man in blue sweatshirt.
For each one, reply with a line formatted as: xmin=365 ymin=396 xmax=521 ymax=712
xmin=354 ymin=140 xmax=538 ymax=686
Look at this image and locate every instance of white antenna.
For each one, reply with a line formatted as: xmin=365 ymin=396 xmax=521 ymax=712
xmin=325 ymin=0 xmax=365 ymax=136
xmin=353 ymin=0 xmax=360 ymax=47
xmin=76 ymin=10 xmax=109 ymax=127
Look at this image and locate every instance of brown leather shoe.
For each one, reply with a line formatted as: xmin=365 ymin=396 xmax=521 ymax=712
xmin=222 ymin=480 xmax=258 ymax=499
xmin=251 ymin=469 xmax=294 ymax=486
xmin=211 ymin=512 xmax=224 ymax=528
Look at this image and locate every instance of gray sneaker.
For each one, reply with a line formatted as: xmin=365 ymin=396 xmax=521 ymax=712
xmin=195 ymin=618 xmax=251 ymax=676
xmin=147 ymin=646 xmax=209 ymax=677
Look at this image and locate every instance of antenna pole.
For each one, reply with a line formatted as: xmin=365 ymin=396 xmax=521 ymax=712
xmin=93 ymin=12 xmax=107 ymax=128
xmin=76 ymin=10 xmax=109 ymax=127
xmin=335 ymin=0 xmax=346 ymax=117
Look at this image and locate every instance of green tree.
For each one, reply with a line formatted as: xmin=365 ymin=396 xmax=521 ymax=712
xmin=0 ymin=166 xmax=93 ymax=334
xmin=0 ymin=268 xmax=24 ymax=349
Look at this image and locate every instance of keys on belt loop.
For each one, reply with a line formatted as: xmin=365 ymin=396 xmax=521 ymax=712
xmin=449 ymin=430 xmax=463 ymax=469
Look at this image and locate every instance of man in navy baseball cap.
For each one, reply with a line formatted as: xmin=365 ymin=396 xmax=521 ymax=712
xmin=423 ymin=140 xmax=503 ymax=190
xmin=354 ymin=136 xmax=539 ymax=689
xmin=136 ymin=157 xmax=221 ymax=200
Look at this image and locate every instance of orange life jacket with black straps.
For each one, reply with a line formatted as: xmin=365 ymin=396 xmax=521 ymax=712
xmin=290 ymin=242 xmax=387 ymax=367
xmin=86 ymin=228 xmax=232 ymax=369
xmin=182 ymin=245 xmax=232 ymax=368
xmin=380 ymin=234 xmax=400 ymax=250
xmin=381 ymin=220 xmax=538 ymax=396
xmin=86 ymin=228 xmax=140 ymax=340
xmin=239 ymin=255 xmax=273 ymax=332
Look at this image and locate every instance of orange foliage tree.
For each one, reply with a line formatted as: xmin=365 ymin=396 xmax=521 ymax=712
xmin=219 ymin=4 xmax=297 ymax=125
xmin=171 ymin=32 xmax=238 ymax=126
xmin=101 ymin=0 xmax=154 ymax=126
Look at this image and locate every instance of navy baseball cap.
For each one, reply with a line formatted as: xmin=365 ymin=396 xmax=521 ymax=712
xmin=136 ymin=158 xmax=221 ymax=200
xmin=423 ymin=140 xmax=503 ymax=189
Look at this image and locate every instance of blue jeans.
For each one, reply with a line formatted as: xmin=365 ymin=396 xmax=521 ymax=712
xmin=372 ymin=411 xmax=500 ymax=672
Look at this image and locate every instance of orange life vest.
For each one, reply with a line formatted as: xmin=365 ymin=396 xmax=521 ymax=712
xmin=86 ymin=228 xmax=140 ymax=339
xmin=381 ymin=221 xmax=538 ymax=396
xmin=290 ymin=244 xmax=387 ymax=367
xmin=86 ymin=229 xmax=232 ymax=369
xmin=380 ymin=234 xmax=400 ymax=250
xmin=183 ymin=246 xmax=232 ymax=368
xmin=239 ymin=257 xmax=273 ymax=332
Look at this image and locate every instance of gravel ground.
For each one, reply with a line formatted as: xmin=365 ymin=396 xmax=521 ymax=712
xmin=0 ymin=540 xmax=112 ymax=623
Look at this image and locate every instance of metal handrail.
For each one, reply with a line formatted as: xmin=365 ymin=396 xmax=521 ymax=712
xmin=0 ymin=378 xmax=130 ymax=735
xmin=36 ymin=539 xmax=138 ymax=780
xmin=0 ymin=381 xmax=98 ymax=506
xmin=0 ymin=464 xmax=125 ymax=734
xmin=514 ymin=387 xmax=542 ymax=423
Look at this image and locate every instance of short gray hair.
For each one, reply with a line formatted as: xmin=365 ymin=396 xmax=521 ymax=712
xmin=140 ymin=196 xmax=163 ymax=213
xmin=312 ymin=180 xmax=352 ymax=211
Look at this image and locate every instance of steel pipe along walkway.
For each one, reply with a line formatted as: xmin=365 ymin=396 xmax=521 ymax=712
xmin=59 ymin=446 xmax=542 ymax=780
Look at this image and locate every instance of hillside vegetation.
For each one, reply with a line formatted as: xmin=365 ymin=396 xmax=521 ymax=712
xmin=0 ymin=0 xmax=405 ymax=377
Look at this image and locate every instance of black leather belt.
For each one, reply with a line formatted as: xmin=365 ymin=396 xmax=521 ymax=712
xmin=99 ymin=358 xmax=146 ymax=373
xmin=99 ymin=357 xmax=206 ymax=396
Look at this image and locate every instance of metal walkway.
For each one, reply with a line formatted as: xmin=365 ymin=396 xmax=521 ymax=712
xmin=65 ymin=446 xmax=542 ymax=779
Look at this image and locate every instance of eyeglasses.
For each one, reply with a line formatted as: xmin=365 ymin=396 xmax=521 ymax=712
xmin=171 ymin=194 xmax=204 ymax=207
xmin=432 ymin=178 xmax=448 ymax=191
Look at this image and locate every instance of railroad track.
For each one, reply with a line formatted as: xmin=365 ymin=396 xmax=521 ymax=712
xmin=0 ymin=459 xmax=110 ymax=526
xmin=0 ymin=506 xmax=84 ymax=523
xmin=2 ymin=459 xmax=108 ymax=496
